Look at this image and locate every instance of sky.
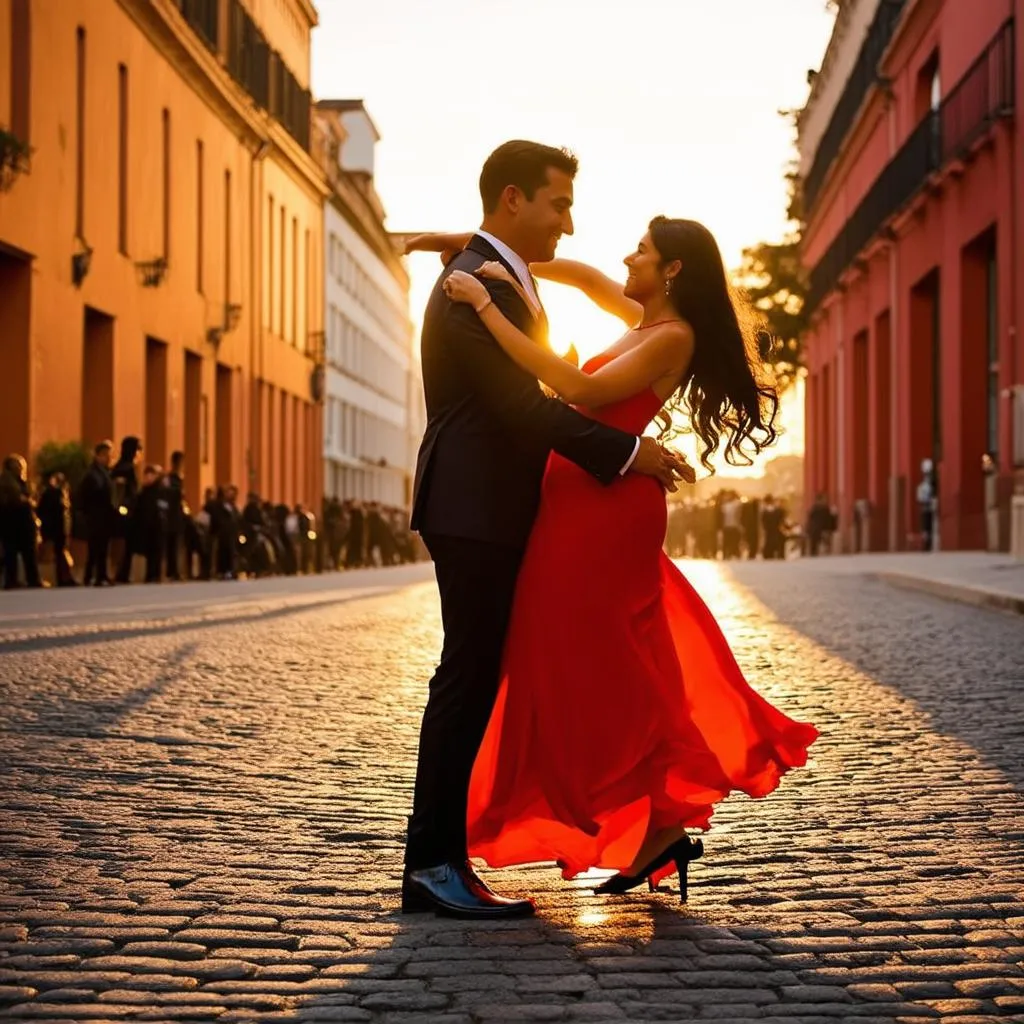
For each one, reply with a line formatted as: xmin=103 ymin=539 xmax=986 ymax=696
xmin=311 ymin=0 xmax=837 ymax=476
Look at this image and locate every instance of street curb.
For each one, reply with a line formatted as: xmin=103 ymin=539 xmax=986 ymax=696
xmin=874 ymin=571 xmax=1024 ymax=616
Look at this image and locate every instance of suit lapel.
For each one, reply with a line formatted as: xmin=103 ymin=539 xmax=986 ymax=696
xmin=465 ymin=235 xmax=522 ymax=287
xmin=465 ymin=234 xmax=545 ymax=341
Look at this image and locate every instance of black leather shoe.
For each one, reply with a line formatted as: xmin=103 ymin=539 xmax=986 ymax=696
xmin=401 ymin=862 xmax=535 ymax=919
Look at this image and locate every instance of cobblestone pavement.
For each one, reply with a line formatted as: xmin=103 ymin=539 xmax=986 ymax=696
xmin=1 ymin=560 xmax=1022 ymax=1024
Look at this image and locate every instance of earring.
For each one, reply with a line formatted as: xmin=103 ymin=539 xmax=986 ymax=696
xmin=664 ymin=278 xmax=672 ymax=295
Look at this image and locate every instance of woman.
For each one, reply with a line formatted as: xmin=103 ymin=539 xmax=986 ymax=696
xmin=406 ymin=219 xmax=818 ymax=900
xmin=37 ymin=471 xmax=77 ymax=587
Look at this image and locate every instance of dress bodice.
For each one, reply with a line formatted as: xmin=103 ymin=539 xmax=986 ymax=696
xmin=578 ymin=351 xmax=665 ymax=435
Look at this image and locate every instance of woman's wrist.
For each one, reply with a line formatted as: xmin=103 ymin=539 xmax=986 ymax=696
xmin=474 ymin=296 xmax=493 ymax=314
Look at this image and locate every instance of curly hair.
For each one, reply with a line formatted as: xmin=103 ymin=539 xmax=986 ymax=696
xmin=649 ymin=217 xmax=779 ymax=472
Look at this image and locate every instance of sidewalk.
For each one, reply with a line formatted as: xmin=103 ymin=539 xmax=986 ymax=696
xmin=789 ymin=550 xmax=1024 ymax=615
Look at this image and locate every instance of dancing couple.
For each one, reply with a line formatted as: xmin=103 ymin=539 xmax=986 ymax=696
xmin=401 ymin=140 xmax=818 ymax=918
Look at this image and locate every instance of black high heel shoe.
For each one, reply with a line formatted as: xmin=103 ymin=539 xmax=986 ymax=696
xmin=593 ymin=836 xmax=704 ymax=903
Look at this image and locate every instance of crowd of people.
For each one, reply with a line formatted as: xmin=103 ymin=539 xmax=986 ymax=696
xmin=0 ymin=438 xmax=424 ymax=590
xmin=664 ymin=490 xmax=838 ymax=561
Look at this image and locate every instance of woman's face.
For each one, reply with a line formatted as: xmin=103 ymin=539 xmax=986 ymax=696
xmin=623 ymin=231 xmax=672 ymax=301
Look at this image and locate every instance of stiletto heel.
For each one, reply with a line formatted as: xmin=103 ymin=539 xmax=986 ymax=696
xmin=594 ymin=835 xmax=704 ymax=897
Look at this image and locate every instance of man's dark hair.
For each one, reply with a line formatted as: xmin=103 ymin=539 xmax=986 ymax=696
xmin=171 ymin=450 xmax=185 ymax=467
xmin=479 ymin=141 xmax=578 ymax=213
xmin=95 ymin=440 xmax=113 ymax=457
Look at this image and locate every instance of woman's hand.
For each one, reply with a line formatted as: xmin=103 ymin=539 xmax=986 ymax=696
xmin=475 ymin=261 xmax=518 ymax=288
xmin=443 ymin=270 xmax=491 ymax=311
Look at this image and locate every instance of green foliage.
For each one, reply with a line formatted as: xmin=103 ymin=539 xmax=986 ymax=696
xmin=735 ymin=234 xmax=807 ymax=392
xmin=0 ymin=125 xmax=32 ymax=191
xmin=33 ymin=440 xmax=91 ymax=491
xmin=732 ymin=107 xmax=809 ymax=391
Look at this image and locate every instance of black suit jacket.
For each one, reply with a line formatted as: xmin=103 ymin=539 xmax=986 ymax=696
xmin=411 ymin=235 xmax=636 ymax=549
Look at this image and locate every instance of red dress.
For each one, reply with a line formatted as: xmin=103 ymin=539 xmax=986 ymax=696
xmin=467 ymin=350 xmax=819 ymax=879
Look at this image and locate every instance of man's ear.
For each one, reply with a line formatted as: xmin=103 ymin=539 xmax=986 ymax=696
xmin=502 ymin=184 xmax=521 ymax=214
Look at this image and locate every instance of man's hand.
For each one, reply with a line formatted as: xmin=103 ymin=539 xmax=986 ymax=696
xmin=630 ymin=436 xmax=696 ymax=491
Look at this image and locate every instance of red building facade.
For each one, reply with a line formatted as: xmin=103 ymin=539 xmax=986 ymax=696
xmin=799 ymin=0 xmax=1023 ymax=552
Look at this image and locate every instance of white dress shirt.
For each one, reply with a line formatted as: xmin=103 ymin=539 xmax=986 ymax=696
xmin=473 ymin=231 xmax=639 ymax=475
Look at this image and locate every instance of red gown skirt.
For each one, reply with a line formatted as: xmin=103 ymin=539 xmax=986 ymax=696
xmin=467 ymin=359 xmax=819 ymax=879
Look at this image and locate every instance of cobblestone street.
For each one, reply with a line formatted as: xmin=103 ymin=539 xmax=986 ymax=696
xmin=1 ymin=560 xmax=1022 ymax=1024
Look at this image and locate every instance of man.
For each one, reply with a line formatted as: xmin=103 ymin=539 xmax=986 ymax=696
xmin=77 ymin=440 xmax=115 ymax=586
xmin=344 ymin=500 xmax=365 ymax=569
xmin=216 ymin=485 xmax=242 ymax=580
xmin=761 ymin=494 xmax=787 ymax=560
xmin=135 ymin=464 xmax=167 ymax=583
xmin=806 ymin=492 xmax=832 ymax=557
xmin=721 ymin=491 xmax=742 ymax=560
xmin=112 ymin=436 xmax=144 ymax=583
xmin=0 ymin=454 xmax=42 ymax=589
xmin=404 ymin=140 xmax=689 ymax=920
xmin=163 ymin=451 xmax=186 ymax=581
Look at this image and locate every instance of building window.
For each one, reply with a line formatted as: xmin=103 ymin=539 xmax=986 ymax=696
xmin=279 ymin=205 xmax=286 ymax=338
xmin=224 ymin=169 xmax=232 ymax=304
xmin=162 ymin=109 xmax=171 ymax=259
xmin=196 ymin=141 xmax=204 ymax=293
xmin=986 ymin=238 xmax=999 ymax=457
xmin=75 ymin=27 xmax=85 ymax=237
xmin=304 ymin=227 xmax=310 ymax=354
xmin=118 ymin=64 xmax=129 ymax=254
xmin=267 ymin=195 xmax=274 ymax=329
xmin=292 ymin=216 xmax=298 ymax=346
xmin=915 ymin=50 xmax=940 ymax=123
xmin=10 ymin=0 xmax=30 ymax=143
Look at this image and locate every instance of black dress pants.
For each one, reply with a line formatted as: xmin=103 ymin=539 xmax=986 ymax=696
xmin=84 ymin=523 xmax=111 ymax=583
xmin=405 ymin=533 xmax=524 ymax=870
xmin=165 ymin=530 xmax=183 ymax=580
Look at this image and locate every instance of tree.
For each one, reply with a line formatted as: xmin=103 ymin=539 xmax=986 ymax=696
xmin=735 ymin=231 xmax=807 ymax=392
xmin=34 ymin=440 xmax=91 ymax=492
xmin=733 ymin=112 xmax=808 ymax=391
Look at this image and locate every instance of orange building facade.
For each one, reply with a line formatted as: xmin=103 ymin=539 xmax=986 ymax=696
xmin=0 ymin=0 xmax=327 ymax=511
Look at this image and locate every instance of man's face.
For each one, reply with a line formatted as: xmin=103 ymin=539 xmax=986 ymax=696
xmin=514 ymin=168 xmax=574 ymax=263
xmin=97 ymin=449 xmax=111 ymax=468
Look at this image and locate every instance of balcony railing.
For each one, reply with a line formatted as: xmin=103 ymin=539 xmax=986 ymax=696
xmin=270 ymin=52 xmax=311 ymax=151
xmin=226 ymin=0 xmax=270 ymax=109
xmin=807 ymin=19 xmax=1015 ymax=313
xmin=172 ymin=0 xmax=219 ymax=52
xmin=802 ymin=0 xmax=908 ymax=215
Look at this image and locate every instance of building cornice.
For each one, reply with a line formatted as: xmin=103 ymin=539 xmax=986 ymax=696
xmin=803 ymin=0 xmax=941 ymax=251
xmin=118 ymin=0 xmax=328 ymax=199
xmin=800 ymin=0 xmax=857 ymax=122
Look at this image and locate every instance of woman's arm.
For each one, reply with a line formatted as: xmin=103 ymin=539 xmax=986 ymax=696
xmin=403 ymin=232 xmax=474 ymax=255
xmin=530 ymin=259 xmax=642 ymax=325
xmin=444 ymin=271 xmax=692 ymax=409
xmin=404 ymin=234 xmax=642 ymax=325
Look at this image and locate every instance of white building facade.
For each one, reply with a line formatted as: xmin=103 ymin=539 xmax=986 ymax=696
xmin=314 ymin=101 xmax=419 ymax=509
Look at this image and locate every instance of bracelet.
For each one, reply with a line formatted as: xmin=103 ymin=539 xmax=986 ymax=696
xmin=474 ymin=298 xmax=493 ymax=314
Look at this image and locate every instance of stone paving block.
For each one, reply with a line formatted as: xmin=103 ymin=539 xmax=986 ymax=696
xmin=953 ymin=976 xmax=1024 ymax=997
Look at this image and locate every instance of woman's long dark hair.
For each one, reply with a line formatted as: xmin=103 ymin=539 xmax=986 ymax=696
xmin=650 ymin=216 xmax=778 ymax=471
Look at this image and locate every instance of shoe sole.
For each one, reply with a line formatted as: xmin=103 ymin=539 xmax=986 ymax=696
xmin=401 ymin=890 xmax=534 ymax=919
